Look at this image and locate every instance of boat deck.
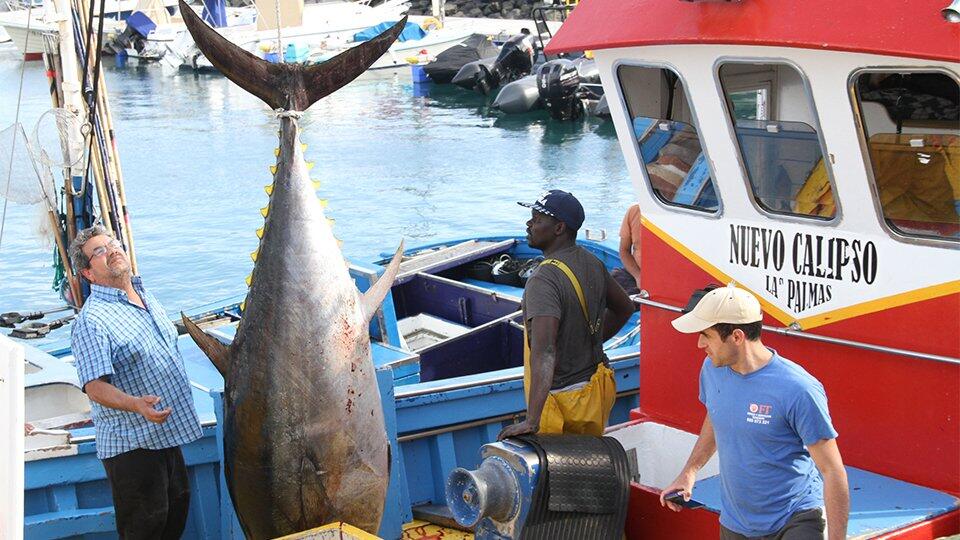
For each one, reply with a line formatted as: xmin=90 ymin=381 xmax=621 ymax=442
xmin=692 ymin=468 xmax=960 ymax=538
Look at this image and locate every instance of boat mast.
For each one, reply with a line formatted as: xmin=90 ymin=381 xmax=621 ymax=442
xmin=40 ymin=0 xmax=139 ymax=307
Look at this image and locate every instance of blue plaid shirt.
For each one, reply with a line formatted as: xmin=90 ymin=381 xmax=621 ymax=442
xmin=71 ymin=277 xmax=202 ymax=459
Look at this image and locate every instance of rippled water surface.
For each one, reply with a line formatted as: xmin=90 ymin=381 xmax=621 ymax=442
xmin=0 ymin=45 xmax=632 ymax=322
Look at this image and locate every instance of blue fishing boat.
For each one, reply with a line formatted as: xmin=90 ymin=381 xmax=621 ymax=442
xmin=19 ymin=235 xmax=640 ymax=539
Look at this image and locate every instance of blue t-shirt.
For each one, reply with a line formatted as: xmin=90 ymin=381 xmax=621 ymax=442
xmin=699 ymin=350 xmax=838 ymax=537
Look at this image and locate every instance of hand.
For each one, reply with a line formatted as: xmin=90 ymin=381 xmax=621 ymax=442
xmin=498 ymin=419 xmax=539 ymax=441
xmin=135 ymin=395 xmax=172 ymax=424
xmin=659 ymin=471 xmax=695 ymax=512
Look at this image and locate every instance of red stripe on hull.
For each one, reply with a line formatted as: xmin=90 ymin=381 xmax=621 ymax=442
xmin=874 ymin=509 xmax=960 ymax=539
xmin=637 ymin=230 xmax=960 ymax=494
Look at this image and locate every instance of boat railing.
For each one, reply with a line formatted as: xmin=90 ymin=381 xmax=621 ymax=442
xmin=395 ymin=349 xmax=639 ymax=399
xmin=634 ymin=292 xmax=960 ymax=366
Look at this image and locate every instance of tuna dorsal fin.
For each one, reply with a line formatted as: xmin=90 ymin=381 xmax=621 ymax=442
xmin=361 ymin=241 xmax=404 ymax=324
xmin=178 ymin=0 xmax=407 ymax=111
xmin=181 ymin=312 xmax=230 ymax=377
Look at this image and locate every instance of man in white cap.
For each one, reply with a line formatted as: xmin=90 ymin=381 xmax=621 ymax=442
xmin=660 ymin=284 xmax=849 ymax=540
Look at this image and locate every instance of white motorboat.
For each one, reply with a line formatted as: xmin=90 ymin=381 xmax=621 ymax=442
xmin=0 ymin=0 xmax=175 ymax=57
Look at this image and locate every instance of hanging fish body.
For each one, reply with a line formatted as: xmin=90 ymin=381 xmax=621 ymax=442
xmin=177 ymin=5 xmax=407 ymax=537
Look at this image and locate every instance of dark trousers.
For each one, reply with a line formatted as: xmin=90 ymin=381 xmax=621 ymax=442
xmin=102 ymin=447 xmax=191 ymax=540
xmin=720 ymin=508 xmax=825 ymax=540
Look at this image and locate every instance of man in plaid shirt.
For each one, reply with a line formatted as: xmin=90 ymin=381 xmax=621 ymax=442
xmin=69 ymin=225 xmax=202 ymax=539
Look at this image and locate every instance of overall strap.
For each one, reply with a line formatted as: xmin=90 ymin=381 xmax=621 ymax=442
xmin=541 ymin=258 xmax=602 ymax=336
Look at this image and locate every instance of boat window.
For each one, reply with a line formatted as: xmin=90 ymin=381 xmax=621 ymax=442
xmin=852 ymin=71 xmax=959 ymax=242
xmin=616 ymin=65 xmax=719 ymax=213
xmin=718 ymin=63 xmax=836 ymax=220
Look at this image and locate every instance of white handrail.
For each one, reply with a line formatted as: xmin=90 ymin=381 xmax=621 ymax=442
xmin=0 ymin=335 xmax=25 ymax=540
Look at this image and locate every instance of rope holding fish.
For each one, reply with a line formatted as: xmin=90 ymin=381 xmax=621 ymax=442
xmin=274 ymin=109 xmax=303 ymax=119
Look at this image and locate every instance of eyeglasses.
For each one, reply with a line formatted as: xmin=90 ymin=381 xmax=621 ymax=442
xmin=89 ymin=239 xmax=123 ymax=259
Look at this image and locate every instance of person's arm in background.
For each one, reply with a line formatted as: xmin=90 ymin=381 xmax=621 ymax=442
xmin=619 ymin=209 xmax=642 ymax=289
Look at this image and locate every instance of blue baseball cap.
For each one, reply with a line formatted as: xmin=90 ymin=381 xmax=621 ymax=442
xmin=518 ymin=190 xmax=585 ymax=231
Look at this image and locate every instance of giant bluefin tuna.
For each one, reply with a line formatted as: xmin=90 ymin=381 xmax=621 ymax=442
xmin=176 ymin=4 xmax=407 ymax=537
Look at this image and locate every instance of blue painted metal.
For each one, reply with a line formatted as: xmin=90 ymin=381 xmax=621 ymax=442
xmin=419 ymin=320 xmax=522 ymax=382
xmin=393 ymin=274 xmax=521 ymax=326
xmin=24 ymin=426 xmax=222 ymax=539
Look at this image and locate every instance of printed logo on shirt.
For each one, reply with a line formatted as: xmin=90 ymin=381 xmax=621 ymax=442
xmin=746 ymin=403 xmax=773 ymax=425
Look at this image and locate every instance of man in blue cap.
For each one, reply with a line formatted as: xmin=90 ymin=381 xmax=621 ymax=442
xmin=499 ymin=190 xmax=634 ymax=439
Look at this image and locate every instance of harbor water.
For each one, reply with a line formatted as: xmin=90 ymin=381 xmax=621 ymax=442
xmin=0 ymin=44 xmax=632 ymax=322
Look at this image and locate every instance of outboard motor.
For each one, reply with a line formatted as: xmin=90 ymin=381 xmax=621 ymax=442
xmin=537 ymin=58 xmax=584 ymax=120
xmin=453 ymin=33 xmax=536 ymax=95
xmin=111 ymin=11 xmax=157 ymax=56
xmin=447 ymin=435 xmax=630 ymax=540
xmin=451 ymin=57 xmax=498 ymax=93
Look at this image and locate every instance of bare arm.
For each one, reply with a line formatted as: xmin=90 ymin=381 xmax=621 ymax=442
xmin=601 ymin=272 xmax=634 ymax=342
xmin=619 ymin=235 xmax=641 ymax=287
xmin=808 ymin=438 xmax=849 ymax=540
xmin=498 ymin=316 xmax=559 ymax=440
xmin=84 ymin=378 xmax=172 ymax=424
xmin=660 ymin=415 xmax=717 ymax=511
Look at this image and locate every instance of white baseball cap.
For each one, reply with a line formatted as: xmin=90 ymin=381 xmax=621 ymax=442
xmin=671 ymin=283 xmax=762 ymax=334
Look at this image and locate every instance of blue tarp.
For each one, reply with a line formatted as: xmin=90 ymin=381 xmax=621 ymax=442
xmin=353 ymin=21 xmax=426 ymax=43
xmin=125 ymin=11 xmax=156 ymax=38
xmin=201 ymin=0 xmax=227 ymax=28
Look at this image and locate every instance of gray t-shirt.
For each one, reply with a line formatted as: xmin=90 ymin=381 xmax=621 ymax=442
xmin=522 ymin=244 xmax=610 ymax=390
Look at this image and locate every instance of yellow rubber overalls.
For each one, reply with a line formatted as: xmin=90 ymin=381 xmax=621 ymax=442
xmin=523 ymin=259 xmax=616 ymax=436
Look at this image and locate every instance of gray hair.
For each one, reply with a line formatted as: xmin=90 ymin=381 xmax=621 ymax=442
xmin=69 ymin=224 xmax=114 ymax=271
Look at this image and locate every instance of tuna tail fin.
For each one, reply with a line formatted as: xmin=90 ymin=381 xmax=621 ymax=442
xmin=178 ymin=0 xmax=407 ymax=111
xmin=361 ymin=241 xmax=405 ymax=324
xmin=181 ymin=312 xmax=231 ymax=377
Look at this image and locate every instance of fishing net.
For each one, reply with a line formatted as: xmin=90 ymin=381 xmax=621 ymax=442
xmin=0 ymin=122 xmax=53 ymax=207
xmin=0 ymin=107 xmax=82 ymax=211
xmin=32 ymin=108 xmax=86 ymax=170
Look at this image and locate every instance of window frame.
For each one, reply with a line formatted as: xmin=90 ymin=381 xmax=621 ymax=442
xmin=847 ymin=66 xmax=960 ymax=248
xmin=713 ymin=56 xmax=843 ymax=226
xmin=613 ymin=60 xmax=723 ymax=218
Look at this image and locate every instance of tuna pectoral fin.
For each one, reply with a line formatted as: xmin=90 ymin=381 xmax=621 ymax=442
xmin=361 ymin=241 xmax=405 ymax=324
xmin=178 ymin=0 xmax=407 ymax=111
xmin=180 ymin=312 xmax=230 ymax=377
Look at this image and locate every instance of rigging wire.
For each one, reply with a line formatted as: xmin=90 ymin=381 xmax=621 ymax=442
xmin=0 ymin=2 xmax=36 ymax=253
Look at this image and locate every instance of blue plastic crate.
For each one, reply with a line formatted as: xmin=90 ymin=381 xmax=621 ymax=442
xmin=411 ymin=64 xmax=431 ymax=84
